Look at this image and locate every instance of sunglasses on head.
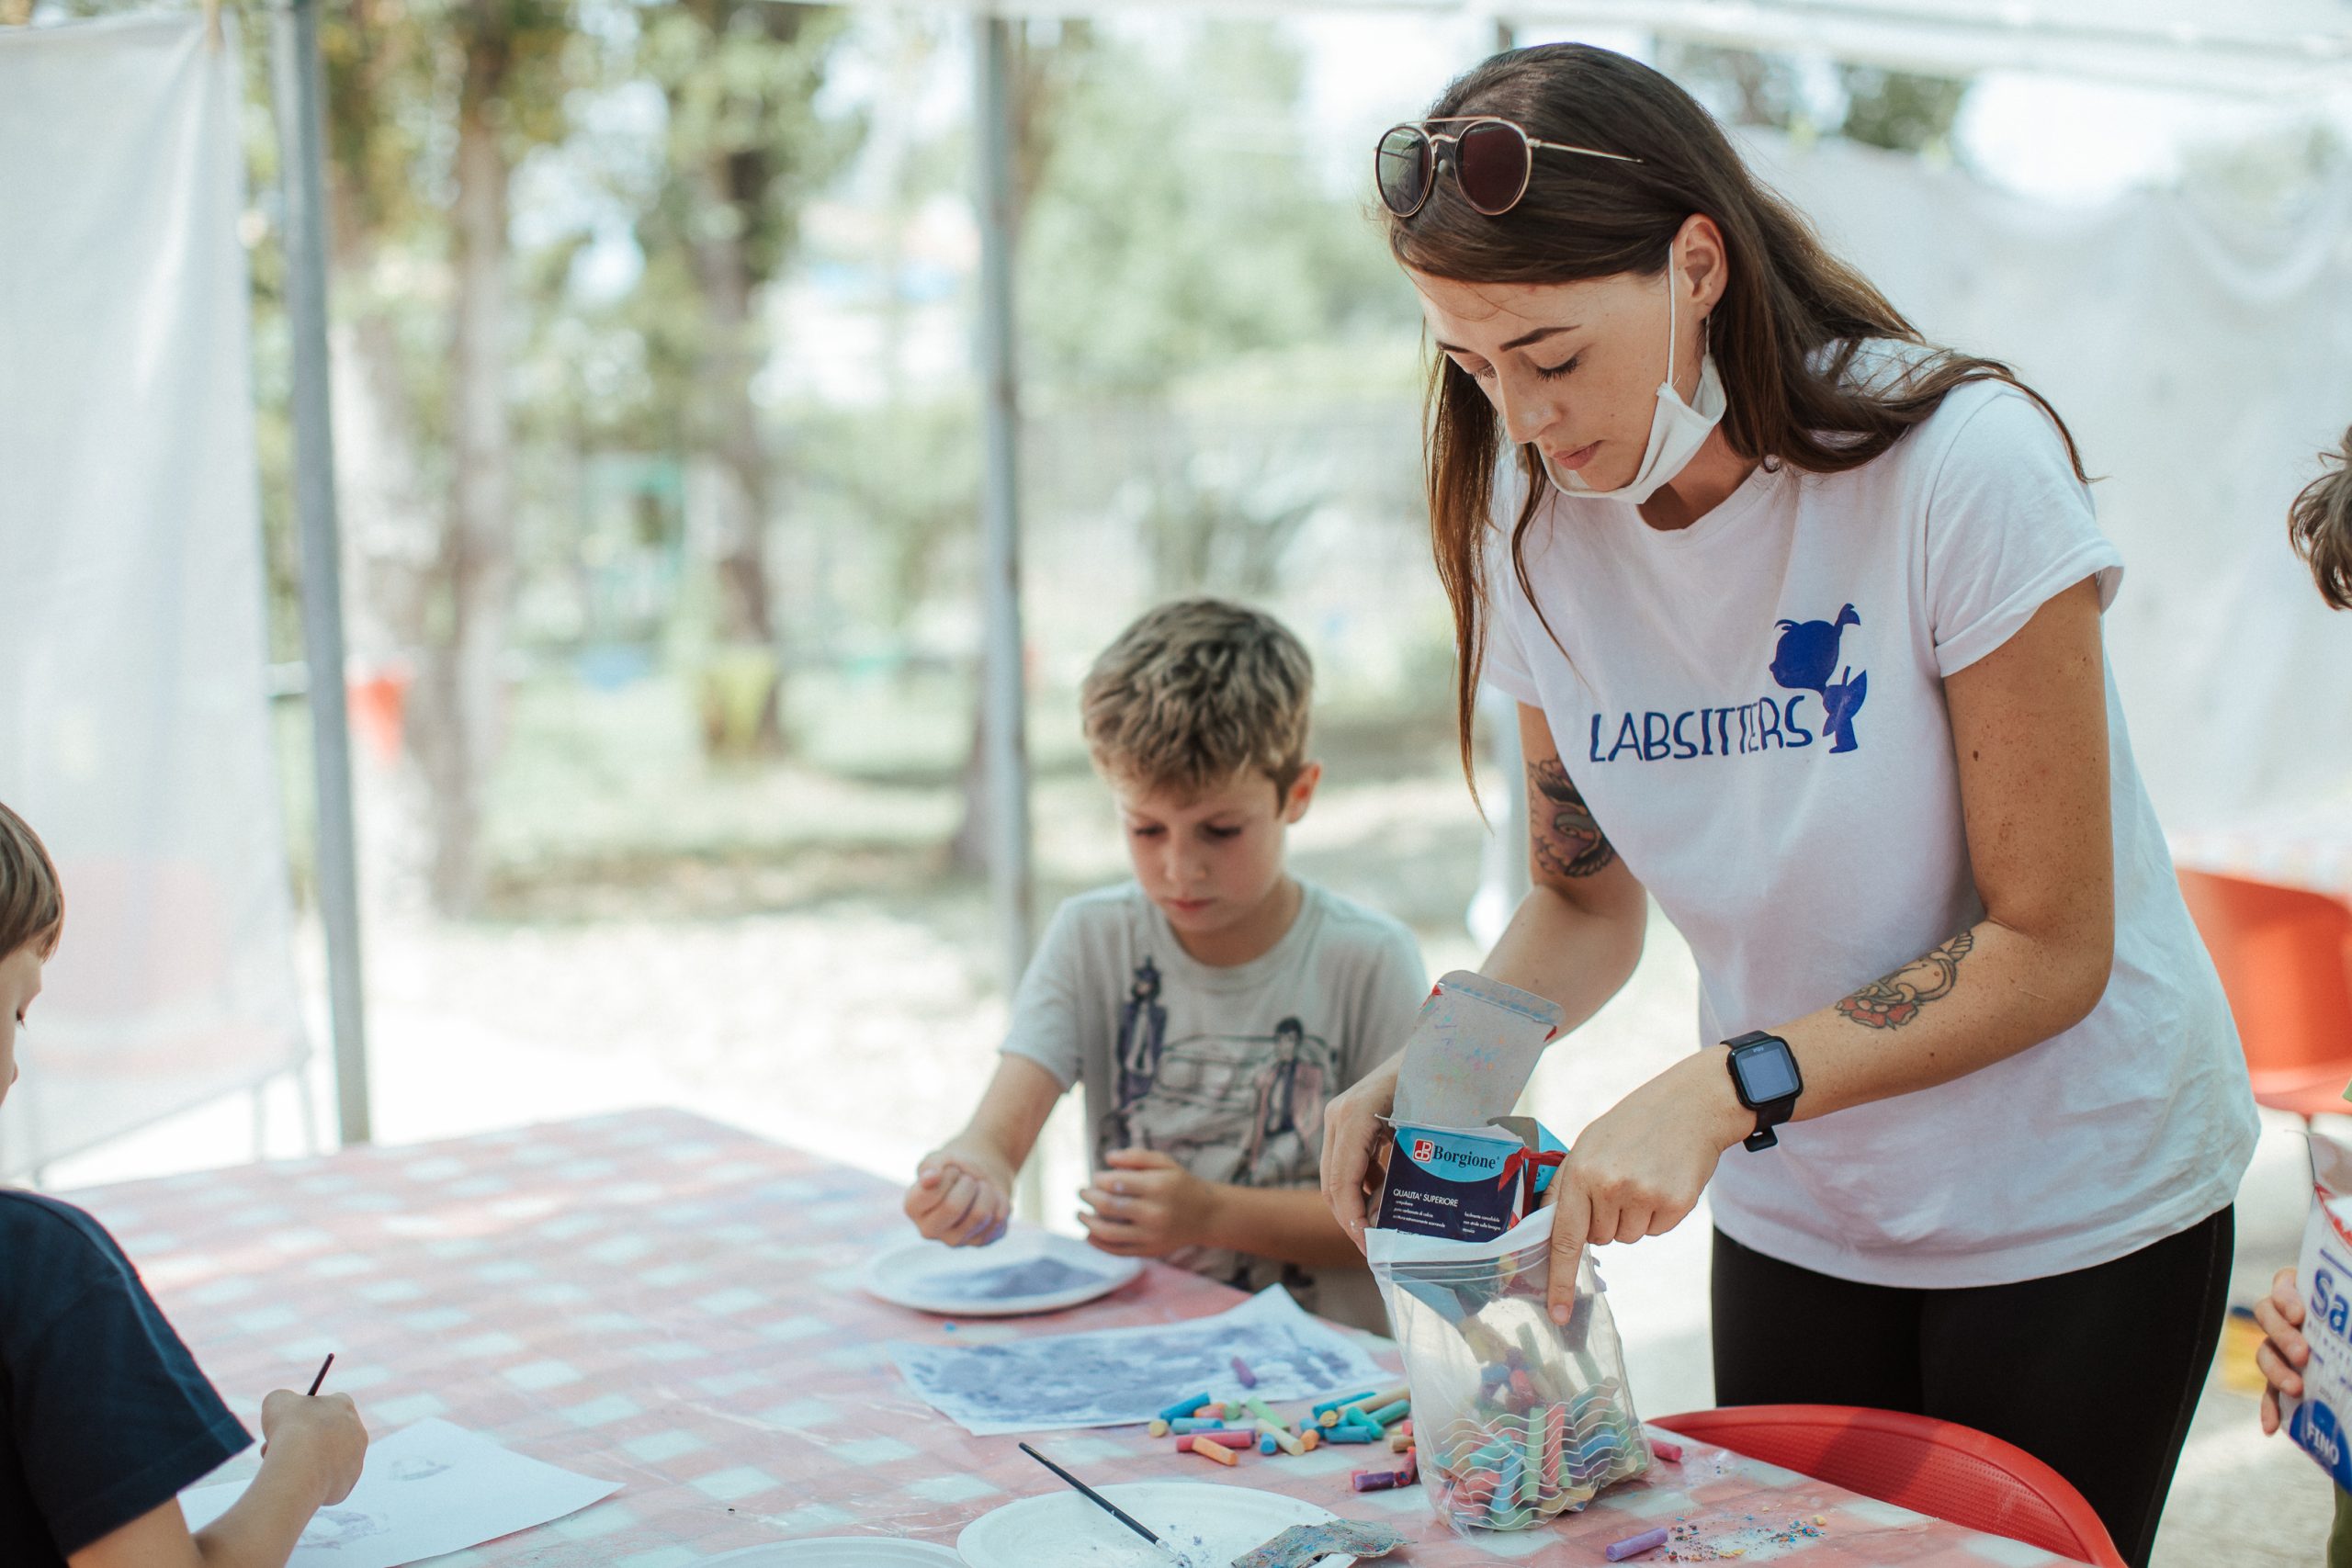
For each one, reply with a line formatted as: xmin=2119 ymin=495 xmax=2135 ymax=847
xmin=1375 ymin=117 xmax=1641 ymax=219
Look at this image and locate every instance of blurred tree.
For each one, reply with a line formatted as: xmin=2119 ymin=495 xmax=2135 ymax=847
xmin=303 ymin=0 xmax=578 ymax=914
xmin=1663 ymin=41 xmax=1968 ymax=158
xmin=941 ymin=17 xmax=1411 ymax=872
xmin=1838 ymin=63 xmax=1968 ymax=156
xmin=629 ymin=0 xmax=863 ymax=757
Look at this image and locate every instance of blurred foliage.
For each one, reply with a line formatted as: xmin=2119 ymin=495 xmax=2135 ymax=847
xmin=1665 ymin=40 xmax=1969 ymax=157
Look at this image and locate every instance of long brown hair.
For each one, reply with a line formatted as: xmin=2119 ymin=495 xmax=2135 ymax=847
xmin=1388 ymin=44 xmax=2089 ymax=780
xmin=2290 ymin=426 xmax=2352 ymax=610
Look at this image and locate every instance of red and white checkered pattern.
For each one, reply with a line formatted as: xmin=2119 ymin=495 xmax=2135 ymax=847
xmin=67 ymin=1110 xmax=2075 ymax=1565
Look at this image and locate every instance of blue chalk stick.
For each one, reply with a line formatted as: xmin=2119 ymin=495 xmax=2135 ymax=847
xmin=1312 ymin=1389 xmax=1376 ymax=1416
xmin=1323 ymin=1425 xmax=1375 ymax=1444
xmin=1157 ymin=1392 xmax=1213 ymax=1421
xmin=1170 ymin=1417 xmax=1225 ymax=1434
xmin=1258 ymin=1433 xmax=1279 ymax=1455
xmin=1367 ymin=1399 xmax=1410 ymax=1427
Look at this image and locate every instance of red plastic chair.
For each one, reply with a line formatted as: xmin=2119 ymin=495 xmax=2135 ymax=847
xmin=1651 ymin=1405 xmax=2125 ymax=1567
xmin=2177 ymin=868 xmax=2352 ymax=1120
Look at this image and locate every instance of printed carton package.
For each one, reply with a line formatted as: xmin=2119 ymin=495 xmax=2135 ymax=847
xmin=2284 ymin=1133 xmax=2352 ymax=1487
xmin=1365 ymin=971 xmax=1647 ymax=1533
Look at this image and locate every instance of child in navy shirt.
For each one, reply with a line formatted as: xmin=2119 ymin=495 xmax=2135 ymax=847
xmin=0 ymin=800 xmax=368 ymax=1567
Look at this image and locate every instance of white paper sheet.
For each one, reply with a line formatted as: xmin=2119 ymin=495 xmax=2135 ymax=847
xmin=888 ymin=1284 xmax=1392 ymax=1437
xmin=177 ymin=1419 xmax=619 ymax=1568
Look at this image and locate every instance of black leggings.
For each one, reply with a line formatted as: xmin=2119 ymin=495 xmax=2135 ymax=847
xmin=1711 ymin=1206 xmax=2233 ymax=1568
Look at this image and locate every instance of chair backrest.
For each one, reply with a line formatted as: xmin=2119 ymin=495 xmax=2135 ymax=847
xmin=1651 ymin=1404 xmax=2124 ymax=1568
xmin=2177 ymin=868 xmax=2352 ymax=1082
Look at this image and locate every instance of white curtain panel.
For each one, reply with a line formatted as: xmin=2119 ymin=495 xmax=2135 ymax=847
xmin=0 ymin=14 xmax=309 ymax=1176
xmin=1744 ymin=129 xmax=2352 ymax=828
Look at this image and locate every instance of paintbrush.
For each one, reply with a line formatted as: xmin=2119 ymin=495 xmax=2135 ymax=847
xmin=1017 ymin=1442 xmax=1188 ymax=1562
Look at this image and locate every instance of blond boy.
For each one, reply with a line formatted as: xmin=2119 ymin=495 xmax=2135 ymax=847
xmin=903 ymin=600 xmax=1427 ymax=1327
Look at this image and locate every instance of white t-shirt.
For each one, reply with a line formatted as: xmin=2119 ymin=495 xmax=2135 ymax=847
xmin=1002 ymin=878 xmax=1429 ymax=1327
xmin=1481 ymin=371 xmax=2259 ymax=1289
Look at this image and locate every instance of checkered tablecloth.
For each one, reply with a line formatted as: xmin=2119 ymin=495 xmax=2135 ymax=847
xmin=67 ymin=1109 xmax=2079 ymax=1565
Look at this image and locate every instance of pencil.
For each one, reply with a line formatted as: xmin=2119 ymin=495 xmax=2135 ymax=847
xmin=306 ymin=1353 xmax=334 ymax=1396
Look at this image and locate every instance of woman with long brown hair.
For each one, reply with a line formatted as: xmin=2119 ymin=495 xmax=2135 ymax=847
xmin=1318 ymin=44 xmax=2256 ymax=1565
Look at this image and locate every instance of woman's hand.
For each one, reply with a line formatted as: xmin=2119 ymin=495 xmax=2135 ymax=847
xmin=2256 ymin=1264 xmax=2311 ymax=1436
xmin=1543 ymin=1050 xmax=1749 ymax=1323
xmin=1080 ymin=1148 xmax=1218 ymax=1256
xmin=1320 ymin=1054 xmax=1403 ymax=1249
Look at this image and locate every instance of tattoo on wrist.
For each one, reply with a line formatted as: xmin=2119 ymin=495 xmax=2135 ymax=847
xmin=1529 ymin=759 xmax=1615 ymax=880
xmin=1837 ymin=930 xmax=1975 ymax=1030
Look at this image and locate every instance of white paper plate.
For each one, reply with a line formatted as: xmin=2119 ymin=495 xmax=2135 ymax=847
xmin=698 ymin=1541 xmax=965 ymax=1565
xmin=956 ymin=1482 xmax=1351 ymax=1568
xmin=864 ymin=1229 xmax=1142 ymax=1317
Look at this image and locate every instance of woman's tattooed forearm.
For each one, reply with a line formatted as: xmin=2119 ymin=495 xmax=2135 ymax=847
xmin=1836 ymin=930 xmax=1975 ymax=1030
xmin=1529 ymin=759 xmax=1616 ymax=880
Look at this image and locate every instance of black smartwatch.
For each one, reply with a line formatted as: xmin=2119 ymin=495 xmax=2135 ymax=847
xmin=1723 ymin=1030 xmax=1803 ymax=1153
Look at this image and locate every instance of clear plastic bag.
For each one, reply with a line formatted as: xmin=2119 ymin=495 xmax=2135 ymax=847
xmin=1371 ymin=1211 xmax=1648 ymax=1533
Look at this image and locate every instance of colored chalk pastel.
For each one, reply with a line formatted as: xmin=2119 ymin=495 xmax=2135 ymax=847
xmin=1257 ymin=1420 xmax=1306 ymax=1456
xmin=1317 ymin=1411 xmax=1340 ymax=1427
xmin=1312 ymin=1390 xmax=1377 ymax=1416
xmin=1148 ymin=1418 xmax=1170 ymax=1438
xmin=1367 ymin=1398 xmax=1410 ymax=1427
xmin=1259 ymin=1433 xmax=1279 ymax=1455
xmin=1199 ymin=1402 xmax=1226 ymax=1420
xmin=1648 ymin=1437 xmax=1683 ymax=1463
xmin=1158 ymin=1392 xmax=1213 ymax=1421
xmin=1341 ymin=1410 xmax=1385 ymax=1440
xmin=1184 ymin=1434 xmax=1240 ymax=1467
xmin=1230 ymin=1356 xmax=1258 ymax=1388
xmin=1388 ymin=1430 xmax=1415 ymax=1452
xmin=1324 ymin=1425 xmax=1375 ymax=1444
xmin=1607 ymin=1527 xmax=1669 ymax=1562
xmin=1241 ymin=1395 xmax=1284 ymax=1430
xmin=1170 ymin=1417 xmax=1225 ymax=1434
xmin=1351 ymin=1469 xmax=1405 ymax=1492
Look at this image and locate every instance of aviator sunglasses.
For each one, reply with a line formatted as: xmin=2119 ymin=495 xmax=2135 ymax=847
xmin=1375 ymin=117 xmax=1642 ymax=218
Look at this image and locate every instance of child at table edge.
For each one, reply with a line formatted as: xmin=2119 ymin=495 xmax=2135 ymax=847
xmin=0 ymin=800 xmax=368 ymax=1568
xmin=2249 ymin=424 xmax=2352 ymax=1564
xmin=902 ymin=599 xmax=1430 ymax=1331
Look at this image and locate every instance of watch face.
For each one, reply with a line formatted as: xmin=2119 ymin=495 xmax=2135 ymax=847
xmin=1736 ymin=1043 xmax=1801 ymax=1102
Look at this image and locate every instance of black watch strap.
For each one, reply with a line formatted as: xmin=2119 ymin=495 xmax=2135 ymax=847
xmin=1723 ymin=1030 xmax=1802 ymax=1153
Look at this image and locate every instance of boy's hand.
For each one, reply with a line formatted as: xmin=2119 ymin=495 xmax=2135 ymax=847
xmin=1079 ymin=1148 xmax=1217 ymax=1257
xmin=2256 ymin=1264 xmax=2311 ymax=1437
xmin=907 ymin=1141 xmax=1013 ymax=1247
xmin=258 ymin=1388 xmax=368 ymax=1506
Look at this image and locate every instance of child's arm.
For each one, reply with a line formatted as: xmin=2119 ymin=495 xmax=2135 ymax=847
xmin=904 ymin=1054 xmax=1065 ymax=1246
xmin=1080 ymin=1150 xmax=1363 ymax=1268
xmin=70 ymin=1390 xmax=367 ymax=1568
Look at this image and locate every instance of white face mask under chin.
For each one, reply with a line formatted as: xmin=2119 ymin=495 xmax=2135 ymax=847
xmin=1544 ymin=270 xmax=1727 ymax=506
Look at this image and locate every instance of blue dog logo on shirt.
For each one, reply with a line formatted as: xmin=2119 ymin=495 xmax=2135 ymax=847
xmin=1770 ymin=604 xmax=1867 ymax=753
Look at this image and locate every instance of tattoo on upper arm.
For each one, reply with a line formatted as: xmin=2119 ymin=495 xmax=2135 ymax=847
xmin=1836 ymin=930 xmax=1976 ymax=1030
xmin=1529 ymin=759 xmax=1616 ymax=880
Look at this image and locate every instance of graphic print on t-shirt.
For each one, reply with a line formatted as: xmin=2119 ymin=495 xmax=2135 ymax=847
xmin=1580 ymin=601 xmax=1874 ymax=765
xmin=1103 ymin=959 xmax=1334 ymax=1192
xmin=1770 ymin=603 xmax=1869 ymax=752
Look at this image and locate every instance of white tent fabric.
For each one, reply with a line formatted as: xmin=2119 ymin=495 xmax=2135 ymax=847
xmin=1740 ymin=127 xmax=2352 ymax=828
xmin=1510 ymin=1 xmax=2352 ymax=95
xmin=0 ymin=14 xmax=308 ymax=1176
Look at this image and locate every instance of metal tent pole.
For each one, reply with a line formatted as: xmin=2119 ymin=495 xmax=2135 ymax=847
xmin=973 ymin=8 xmax=1035 ymax=1002
xmin=271 ymin=0 xmax=373 ymax=1145
xmin=973 ymin=9 xmax=1041 ymax=1220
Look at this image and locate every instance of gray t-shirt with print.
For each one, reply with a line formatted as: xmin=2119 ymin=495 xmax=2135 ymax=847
xmin=1002 ymin=878 xmax=1428 ymax=1330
